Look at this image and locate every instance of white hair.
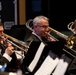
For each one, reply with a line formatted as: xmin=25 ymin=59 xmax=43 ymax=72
xmin=33 ymin=15 xmax=49 ymax=25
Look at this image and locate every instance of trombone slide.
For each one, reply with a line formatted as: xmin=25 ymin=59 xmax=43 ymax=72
xmin=48 ymin=27 xmax=69 ymax=40
xmin=3 ymin=33 xmax=29 ymax=53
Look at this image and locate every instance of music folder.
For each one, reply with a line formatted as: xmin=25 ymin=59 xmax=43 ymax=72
xmin=33 ymin=42 xmax=73 ymax=75
xmin=24 ymin=41 xmax=47 ymax=74
xmin=28 ymin=42 xmax=45 ymax=72
xmin=24 ymin=41 xmax=73 ymax=75
xmin=25 ymin=41 xmax=60 ymax=74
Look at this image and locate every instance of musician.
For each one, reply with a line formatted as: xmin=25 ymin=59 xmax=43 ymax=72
xmin=67 ymin=19 xmax=76 ymax=50
xmin=66 ymin=20 xmax=76 ymax=75
xmin=0 ymin=23 xmax=19 ymax=72
xmin=26 ymin=15 xmax=56 ymax=42
xmin=21 ymin=16 xmax=66 ymax=75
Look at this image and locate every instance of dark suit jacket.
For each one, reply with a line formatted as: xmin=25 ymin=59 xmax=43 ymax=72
xmin=64 ymin=34 xmax=76 ymax=75
xmin=26 ymin=34 xmax=41 ymax=42
xmin=66 ymin=58 xmax=76 ymax=75
xmin=0 ymin=43 xmax=19 ymax=72
xmin=0 ymin=43 xmax=9 ymax=65
xmin=22 ymin=34 xmax=47 ymax=74
xmin=22 ymin=34 xmax=65 ymax=75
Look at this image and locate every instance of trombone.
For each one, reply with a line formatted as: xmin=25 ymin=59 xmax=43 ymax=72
xmin=26 ymin=19 xmax=76 ymax=56
xmin=67 ymin=20 xmax=76 ymax=49
xmin=3 ymin=33 xmax=29 ymax=53
xmin=67 ymin=22 xmax=74 ymax=33
xmin=26 ymin=19 xmax=69 ymax=41
xmin=48 ymin=27 xmax=68 ymax=40
xmin=67 ymin=19 xmax=76 ymax=34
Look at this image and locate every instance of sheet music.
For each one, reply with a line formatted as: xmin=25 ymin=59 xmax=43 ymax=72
xmin=52 ymin=55 xmax=71 ymax=75
xmin=34 ymin=51 xmax=59 ymax=75
xmin=28 ymin=42 xmax=45 ymax=72
xmin=15 ymin=51 xmax=25 ymax=60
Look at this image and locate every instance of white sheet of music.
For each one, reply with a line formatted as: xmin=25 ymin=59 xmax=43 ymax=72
xmin=34 ymin=52 xmax=60 ymax=75
xmin=28 ymin=42 xmax=45 ymax=72
xmin=52 ymin=55 xmax=71 ymax=75
xmin=15 ymin=51 xmax=25 ymax=60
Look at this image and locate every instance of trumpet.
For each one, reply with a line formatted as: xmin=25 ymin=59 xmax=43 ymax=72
xmin=2 ymin=33 xmax=29 ymax=53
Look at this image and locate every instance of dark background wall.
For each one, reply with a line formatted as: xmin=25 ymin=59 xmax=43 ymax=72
xmin=0 ymin=0 xmax=14 ymax=23
xmin=0 ymin=0 xmax=76 ymax=40
xmin=26 ymin=0 xmax=76 ymax=31
xmin=1 ymin=0 xmax=76 ymax=31
xmin=49 ymin=1 xmax=76 ymax=31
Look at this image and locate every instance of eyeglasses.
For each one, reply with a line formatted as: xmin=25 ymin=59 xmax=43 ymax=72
xmin=38 ymin=25 xmax=49 ymax=28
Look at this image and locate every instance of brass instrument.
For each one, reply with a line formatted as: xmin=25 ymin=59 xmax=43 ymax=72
xmin=26 ymin=19 xmax=68 ymax=41
xmin=48 ymin=27 xmax=68 ymax=40
xmin=0 ymin=34 xmax=29 ymax=71
xmin=67 ymin=20 xmax=76 ymax=50
xmin=26 ymin=19 xmax=34 ymax=31
xmin=26 ymin=19 xmax=76 ymax=57
xmin=2 ymin=33 xmax=29 ymax=53
xmin=67 ymin=21 xmax=74 ymax=33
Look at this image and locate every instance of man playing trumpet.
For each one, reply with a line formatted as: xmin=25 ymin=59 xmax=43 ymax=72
xmin=0 ymin=23 xmax=20 ymax=73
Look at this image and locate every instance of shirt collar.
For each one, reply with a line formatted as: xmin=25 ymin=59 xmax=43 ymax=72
xmin=32 ymin=32 xmax=42 ymax=41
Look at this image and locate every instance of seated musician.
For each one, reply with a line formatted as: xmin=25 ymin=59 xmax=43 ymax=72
xmin=66 ymin=20 xmax=76 ymax=75
xmin=21 ymin=16 xmax=67 ymax=75
xmin=0 ymin=23 xmax=20 ymax=73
